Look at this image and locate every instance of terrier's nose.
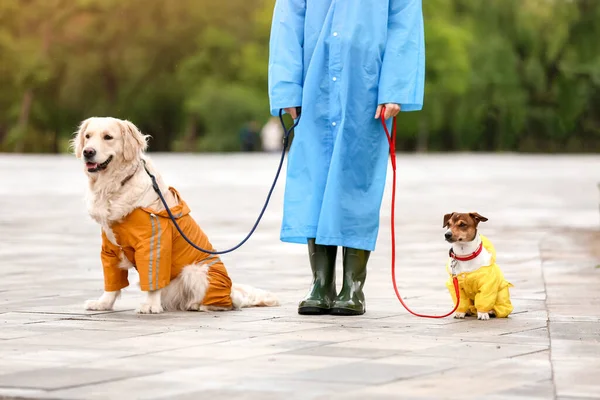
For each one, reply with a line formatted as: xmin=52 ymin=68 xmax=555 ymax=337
xmin=444 ymin=231 xmax=453 ymax=240
xmin=83 ymin=148 xmax=96 ymax=159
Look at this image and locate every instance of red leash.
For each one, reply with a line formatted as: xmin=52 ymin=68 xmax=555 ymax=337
xmin=380 ymin=107 xmax=460 ymax=318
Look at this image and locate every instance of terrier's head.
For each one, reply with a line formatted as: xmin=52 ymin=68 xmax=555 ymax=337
xmin=443 ymin=212 xmax=488 ymax=243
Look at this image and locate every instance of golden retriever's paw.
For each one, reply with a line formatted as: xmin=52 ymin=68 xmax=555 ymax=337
xmin=454 ymin=312 xmax=466 ymax=319
xmin=186 ymin=303 xmax=200 ymax=311
xmin=137 ymin=303 xmax=164 ymax=314
xmin=84 ymin=300 xmax=114 ymax=311
xmin=477 ymin=311 xmax=490 ymax=320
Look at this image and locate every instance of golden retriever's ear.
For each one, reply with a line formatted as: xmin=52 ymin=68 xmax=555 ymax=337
xmin=70 ymin=119 xmax=90 ymax=159
xmin=469 ymin=212 xmax=488 ymax=224
xmin=443 ymin=212 xmax=454 ymax=228
xmin=120 ymin=120 xmax=149 ymax=161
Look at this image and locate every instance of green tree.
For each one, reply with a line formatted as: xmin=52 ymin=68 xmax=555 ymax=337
xmin=0 ymin=0 xmax=597 ymax=154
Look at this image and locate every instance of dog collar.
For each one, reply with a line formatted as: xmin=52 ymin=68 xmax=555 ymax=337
xmin=449 ymin=241 xmax=483 ymax=262
xmin=120 ymin=163 xmax=140 ymax=186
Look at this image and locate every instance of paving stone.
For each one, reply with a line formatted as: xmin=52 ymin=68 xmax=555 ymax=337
xmin=464 ymin=380 xmax=555 ymax=400
xmin=153 ymin=390 xmax=296 ymax=400
xmin=0 ymin=367 xmax=144 ymax=390
xmin=46 ymin=373 xmax=240 ymax=400
xmin=551 ymin=339 xmax=600 ymax=360
xmin=550 ymin=321 xmax=600 ymax=342
xmin=557 ymin=397 xmax=600 ymax=400
xmin=223 ymin=377 xmax=366 ymax=399
xmin=554 ymin=358 xmax=600 ymax=399
xmin=289 ymin=360 xmax=449 ymax=384
xmin=286 ymin=344 xmax=400 ymax=359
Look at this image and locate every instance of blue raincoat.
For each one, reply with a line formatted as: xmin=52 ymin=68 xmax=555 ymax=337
xmin=268 ymin=0 xmax=425 ymax=251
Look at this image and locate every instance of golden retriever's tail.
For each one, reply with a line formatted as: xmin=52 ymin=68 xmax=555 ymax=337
xmin=230 ymin=283 xmax=280 ymax=309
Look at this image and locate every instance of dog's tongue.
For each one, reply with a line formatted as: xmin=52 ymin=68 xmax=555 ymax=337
xmin=86 ymin=162 xmax=98 ymax=170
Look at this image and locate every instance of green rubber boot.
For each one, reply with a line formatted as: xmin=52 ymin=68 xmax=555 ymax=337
xmin=331 ymin=247 xmax=370 ymax=316
xmin=298 ymin=238 xmax=337 ymax=315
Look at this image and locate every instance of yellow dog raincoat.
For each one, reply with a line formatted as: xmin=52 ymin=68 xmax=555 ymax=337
xmin=445 ymin=235 xmax=513 ymax=317
xmin=100 ymin=187 xmax=233 ymax=309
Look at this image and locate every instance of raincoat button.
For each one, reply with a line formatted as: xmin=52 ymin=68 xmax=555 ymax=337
xmin=332 ymin=77 xmax=337 ymax=81
xmin=333 ymin=32 xmax=338 ymax=36
xmin=332 ymin=122 xmax=337 ymax=126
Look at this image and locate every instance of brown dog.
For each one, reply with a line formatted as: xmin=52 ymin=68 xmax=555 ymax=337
xmin=443 ymin=212 xmax=513 ymax=320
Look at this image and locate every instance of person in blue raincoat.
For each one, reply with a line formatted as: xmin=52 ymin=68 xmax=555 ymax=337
xmin=268 ymin=0 xmax=425 ymax=315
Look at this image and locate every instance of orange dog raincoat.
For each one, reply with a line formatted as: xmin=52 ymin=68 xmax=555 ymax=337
xmin=100 ymin=187 xmax=233 ymax=309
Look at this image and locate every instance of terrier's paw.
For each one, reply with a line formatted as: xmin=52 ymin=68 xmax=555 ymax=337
xmin=137 ymin=303 xmax=164 ymax=314
xmin=477 ymin=311 xmax=490 ymax=320
xmin=186 ymin=302 xmax=200 ymax=311
xmin=84 ymin=300 xmax=114 ymax=311
xmin=454 ymin=312 xmax=466 ymax=319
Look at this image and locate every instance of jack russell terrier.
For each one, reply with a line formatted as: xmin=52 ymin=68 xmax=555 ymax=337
xmin=443 ymin=212 xmax=513 ymax=320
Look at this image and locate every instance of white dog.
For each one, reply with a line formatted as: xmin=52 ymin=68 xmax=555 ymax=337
xmin=71 ymin=117 xmax=279 ymax=314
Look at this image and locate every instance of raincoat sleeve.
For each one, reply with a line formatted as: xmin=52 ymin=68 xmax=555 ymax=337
xmin=100 ymin=231 xmax=129 ymax=291
xmin=268 ymin=0 xmax=306 ymax=116
xmin=130 ymin=216 xmax=173 ymax=292
xmin=378 ymin=0 xmax=425 ymax=112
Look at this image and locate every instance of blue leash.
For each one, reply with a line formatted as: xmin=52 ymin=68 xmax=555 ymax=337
xmin=144 ymin=108 xmax=301 ymax=255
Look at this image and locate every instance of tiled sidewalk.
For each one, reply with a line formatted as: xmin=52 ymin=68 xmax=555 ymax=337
xmin=0 ymin=154 xmax=598 ymax=399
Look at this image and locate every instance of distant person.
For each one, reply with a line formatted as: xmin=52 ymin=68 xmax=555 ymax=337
xmin=239 ymin=121 xmax=260 ymax=152
xmin=268 ymin=0 xmax=425 ymax=316
xmin=260 ymin=117 xmax=283 ymax=153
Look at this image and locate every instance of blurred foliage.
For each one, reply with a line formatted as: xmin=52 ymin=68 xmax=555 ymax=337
xmin=0 ymin=0 xmax=598 ymax=153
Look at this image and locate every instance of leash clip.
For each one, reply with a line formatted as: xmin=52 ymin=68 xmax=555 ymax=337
xmin=450 ymin=259 xmax=458 ymax=277
xmin=142 ymin=160 xmax=160 ymax=193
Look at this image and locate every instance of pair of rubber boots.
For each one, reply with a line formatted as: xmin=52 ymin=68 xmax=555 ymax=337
xmin=298 ymin=238 xmax=369 ymax=316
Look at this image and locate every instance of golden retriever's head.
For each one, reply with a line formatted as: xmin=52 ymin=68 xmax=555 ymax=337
xmin=71 ymin=117 xmax=149 ymax=174
xmin=443 ymin=212 xmax=488 ymax=243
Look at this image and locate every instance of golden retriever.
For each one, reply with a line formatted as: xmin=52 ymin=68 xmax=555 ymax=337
xmin=71 ymin=117 xmax=279 ymax=314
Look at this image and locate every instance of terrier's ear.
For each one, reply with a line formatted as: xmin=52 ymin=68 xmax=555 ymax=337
xmin=443 ymin=213 xmax=454 ymax=228
xmin=469 ymin=212 xmax=488 ymax=224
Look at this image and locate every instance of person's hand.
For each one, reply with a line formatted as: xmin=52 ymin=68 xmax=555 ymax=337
xmin=375 ymin=103 xmax=401 ymax=120
xmin=284 ymin=107 xmax=299 ymax=119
